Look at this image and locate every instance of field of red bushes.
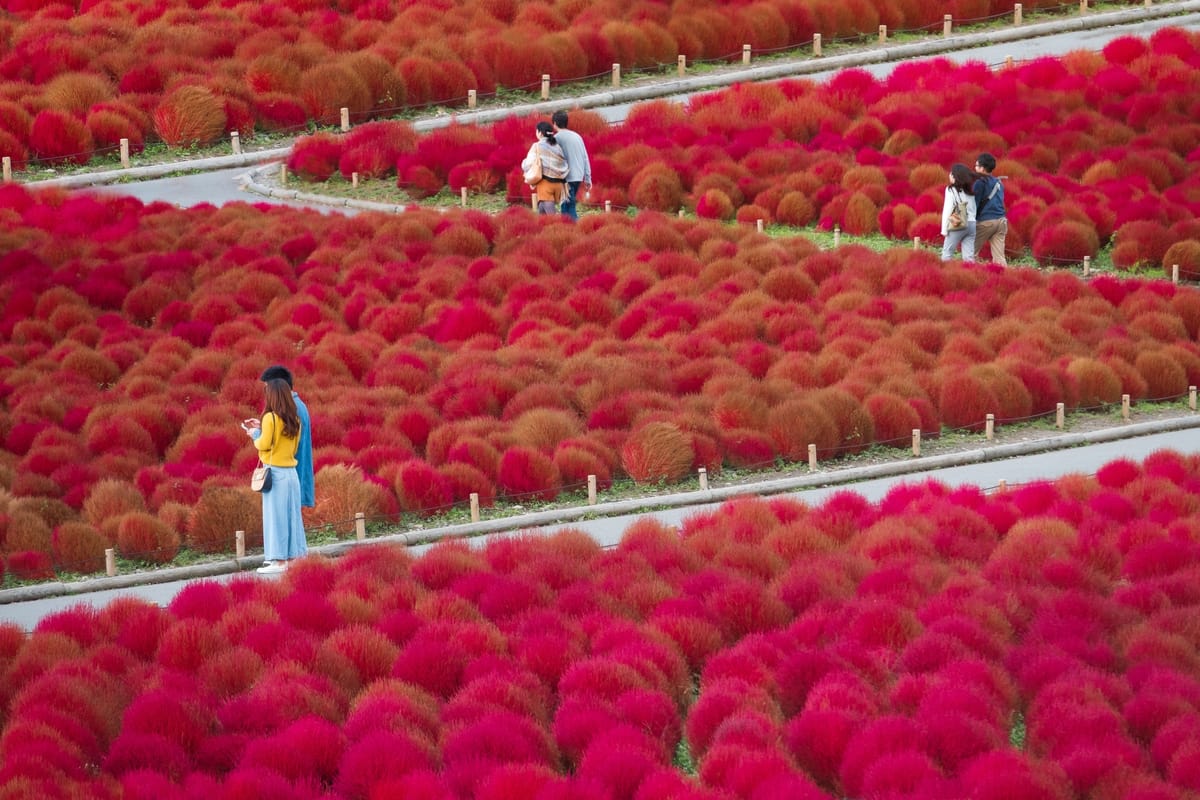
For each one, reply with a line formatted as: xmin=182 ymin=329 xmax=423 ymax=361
xmin=289 ymin=28 xmax=1200 ymax=272
xmin=2 ymin=182 xmax=1200 ymax=578
xmin=3 ymin=452 xmax=1200 ymax=798
xmin=0 ymin=0 xmax=1102 ymax=168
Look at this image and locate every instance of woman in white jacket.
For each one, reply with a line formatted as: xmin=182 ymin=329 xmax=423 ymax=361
xmin=941 ymin=163 xmax=977 ymax=262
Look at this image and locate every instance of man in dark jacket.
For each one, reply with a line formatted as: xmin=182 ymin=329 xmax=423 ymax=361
xmin=973 ymin=152 xmax=1008 ymax=266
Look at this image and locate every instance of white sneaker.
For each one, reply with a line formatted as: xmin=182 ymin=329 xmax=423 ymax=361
xmin=256 ymin=561 xmax=286 ymax=574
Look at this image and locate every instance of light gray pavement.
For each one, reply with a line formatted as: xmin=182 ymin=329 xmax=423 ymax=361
xmin=3 ymin=417 xmax=1197 ymax=630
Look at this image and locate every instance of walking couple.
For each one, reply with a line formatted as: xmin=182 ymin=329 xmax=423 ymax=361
xmin=522 ymin=110 xmax=592 ymax=218
xmin=941 ymin=152 xmax=1008 ymax=264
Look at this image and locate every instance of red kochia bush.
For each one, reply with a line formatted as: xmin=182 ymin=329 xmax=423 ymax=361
xmin=497 ymin=446 xmax=561 ymax=502
xmin=288 ymin=133 xmax=344 ymax=182
xmin=621 ymin=422 xmax=694 ymax=484
xmin=29 ymin=109 xmax=95 ymax=166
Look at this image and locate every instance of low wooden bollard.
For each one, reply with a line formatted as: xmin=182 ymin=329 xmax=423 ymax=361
xmin=1172 ymin=264 xmax=1179 ymax=284
xmin=678 ymin=55 xmax=686 ymax=76
xmin=611 ymin=63 xmax=620 ymax=87
xmin=742 ymin=44 xmax=751 ymax=65
xmin=813 ymin=34 xmax=821 ymax=57
xmin=105 ymin=548 xmax=116 ymax=577
xmin=879 ymin=25 xmax=887 ymax=44
xmin=231 ymin=131 xmax=241 ymax=155
xmin=355 ymin=512 xmax=366 ymax=541
xmin=943 ymin=14 xmax=952 ymax=36
xmin=604 ymin=200 xmax=612 ymax=213
xmin=833 ymin=226 xmax=841 ymax=247
xmin=469 ymin=494 xmax=480 ymax=523
xmin=468 ymin=89 xmax=477 ymax=109
xmin=351 ymin=171 xmax=359 ymax=188
xmin=460 ymin=186 xmax=468 ymax=207
xmin=541 ymin=74 xmax=550 ymax=100
xmin=1056 ymin=402 xmax=1065 ymax=429
xmin=912 ymin=429 xmax=921 ymax=457
xmin=531 ymin=194 xmax=537 ymax=211
xmin=808 ymin=443 xmax=817 ymax=471
xmin=1190 ymin=385 xmax=1197 ymax=411
xmin=997 ymin=479 xmax=1007 ymax=492
xmin=119 ymin=138 xmax=130 ymax=168
xmin=985 ymin=413 xmax=995 ymax=440
xmin=1083 ymin=255 xmax=1091 ymax=276
xmin=1 ymin=156 xmax=10 ymax=181
xmin=235 ymin=530 xmax=245 ymax=558
xmin=340 ymin=107 xmax=350 ymax=132
xmin=1122 ymin=394 xmax=1131 ymax=420
xmin=756 ymin=219 xmax=764 ymax=233
xmin=914 ymin=236 xmax=921 ymax=250
xmin=587 ymin=475 xmax=597 ymax=505
xmin=1014 ymin=3 xmax=1023 ymax=24
xmin=678 ymin=209 xmax=685 ymax=218
xmin=1079 ymin=0 xmax=1088 ymax=11
xmin=698 ymin=467 xmax=708 ymax=491
xmin=280 ymin=163 xmax=288 ymax=184
xmin=1005 ymin=55 xmax=1014 ymax=68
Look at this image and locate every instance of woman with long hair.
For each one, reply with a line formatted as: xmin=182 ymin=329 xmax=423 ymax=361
xmin=522 ymin=120 xmax=569 ymax=214
xmin=941 ymin=162 xmax=977 ymax=262
xmin=246 ymin=377 xmax=306 ymax=574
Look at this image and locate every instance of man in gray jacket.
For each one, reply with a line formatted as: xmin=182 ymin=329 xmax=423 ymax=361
xmin=551 ymin=110 xmax=592 ymax=222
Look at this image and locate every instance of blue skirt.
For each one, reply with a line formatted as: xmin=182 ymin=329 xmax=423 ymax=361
xmin=262 ymin=466 xmax=307 ymax=560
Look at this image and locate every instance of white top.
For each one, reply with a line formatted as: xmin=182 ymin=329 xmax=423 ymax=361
xmin=941 ymin=185 xmax=977 ymax=235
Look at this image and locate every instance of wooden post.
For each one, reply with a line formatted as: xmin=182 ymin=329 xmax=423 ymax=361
xmin=997 ymin=479 xmax=1007 ymax=492
xmin=1005 ymin=55 xmax=1014 ymax=68
xmin=742 ymin=44 xmax=751 ymax=65
xmin=531 ymin=193 xmax=537 ymax=211
xmin=833 ymin=226 xmax=841 ymax=247
xmin=105 ymin=548 xmax=116 ymax=577
xmin=280 ymin=163 xmax=288 ymax=184
xmin=756 ymin=219 xmax=764 ymax=233
xmin=912 ymin=429 xmax=921 ymax=457
xmin=119 ymin=139 xmax=130 ymax=168
xmin=1014 ymin=3 xmax=1023 ymax=24
xmin=468 ymin=89 xmax=477 ymax=109
xmin=812 ymin=34 xmax=821 ymax=57
xmin=469 ymin=494 xmax=480 ymax=522
xmin=355 ymin=512 xmax=366 ymax=541
xmin=1189 ymin=385 xmax=1196 ymax=410
xmin=808 ymin=443 xmax=817 ymax=471
xmin=985 ymin=413 xmax=995 ymax=440
xmin=943 ymin=14 xmax=952 ymax=36
xmin=351 ymin=171 xmax=359 ymax=188
xmin=231 ymin=131 xmax=241 ymax=155
xmin=340 ymin=107 xmax=350 ymax=132
xmin=1083 ymin=255 xmax=1091 ymax=276
xmin=1056 ymin=402 xmax=1065 ymax=429
xmin=914 ymin=236 xmax=921 ymax=250
xmin=235 ymin=530 xmax=245 ymax=558
xmin=698 ymin=467 xmax=708 ymax=491
xmin=1122 ymin=394 xmax=1131 ymax=420
xmin=604 ymin=200 xmax=612 ymax=213
xmin=1172 ymin=264 xmax=1179 ymax=284
xmin=678 ymin=209 xmax=685 ymax=218
xmin=541 ymin=74 xmax=550 ymax=100
xmin=677 ymin=55 xmax=686 ymax=76
xmin=460 ymin=186 xmax=468 ymax=207
xmin=611 ymin=63 xmax=620 ymax=87
xmin=1 ymin=156 xmax=9 ymax=181
xmin=879 ymin=25 xmax=887 ymax=44
xmin=1079 ymin=0 xmax=1087 ymax=11
xmin=587 ymin=475 xmax=597 ymax=505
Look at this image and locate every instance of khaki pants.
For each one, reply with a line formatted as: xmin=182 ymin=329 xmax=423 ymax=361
xmin=975 ymin=218 xmax=1008 ymax=266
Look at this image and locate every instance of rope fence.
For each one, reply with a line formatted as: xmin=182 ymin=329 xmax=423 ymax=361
xmin=0 ymin=0 xmax=1159 ymax=178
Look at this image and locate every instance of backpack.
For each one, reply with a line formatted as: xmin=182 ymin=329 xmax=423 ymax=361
xmin=948 ymin=189 xmax=968 ymax=231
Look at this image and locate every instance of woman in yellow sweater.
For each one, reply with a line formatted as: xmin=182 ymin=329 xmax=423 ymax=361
xmin=244 ymin=378 xmax=307 ymax=574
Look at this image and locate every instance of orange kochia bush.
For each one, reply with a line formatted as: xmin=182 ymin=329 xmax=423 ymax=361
xmin=3 ymin=454 xmax=1200 ymax=795
xmin=3 ymin=183 xmax=1200 ymax=534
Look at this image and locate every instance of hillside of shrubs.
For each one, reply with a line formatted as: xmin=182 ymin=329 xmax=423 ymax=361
xmin=2 ymin=453 xmax=1200 ymax=798
xmin=286 ymin=28 xmax=1200 ymax=272
xmin=0 ymin=0 xmax=1162 ymax=168
xmin=2 ymin=177 xmax=1200 ymax=577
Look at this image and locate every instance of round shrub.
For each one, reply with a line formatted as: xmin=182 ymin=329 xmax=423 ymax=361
xmin=115 ymin=512 xmax=180 ymax=564
xmin=695 ymin=189 xmax=734 ymax=221
xmin=153 ymin=86 xmax=227 ymax=148
xmin=187 ymin=487 xmax=262 ymax=554
xmin=621 ymin=422 xmax=693 ymax=485
xmin=52 ymin=521 xmax=108 ymax=574
xmin=629 ymin=163 xmax=684 ymax=212
xmin=29 ymin=110 xmax=95 ymax=166
xmin=1031 ymin=221 xmax=1100 ymax=266
xmin=497 ymin=446 xmax=561 ymax=502
xmin=1162 ymin=240 xmax=1200 ymax=281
